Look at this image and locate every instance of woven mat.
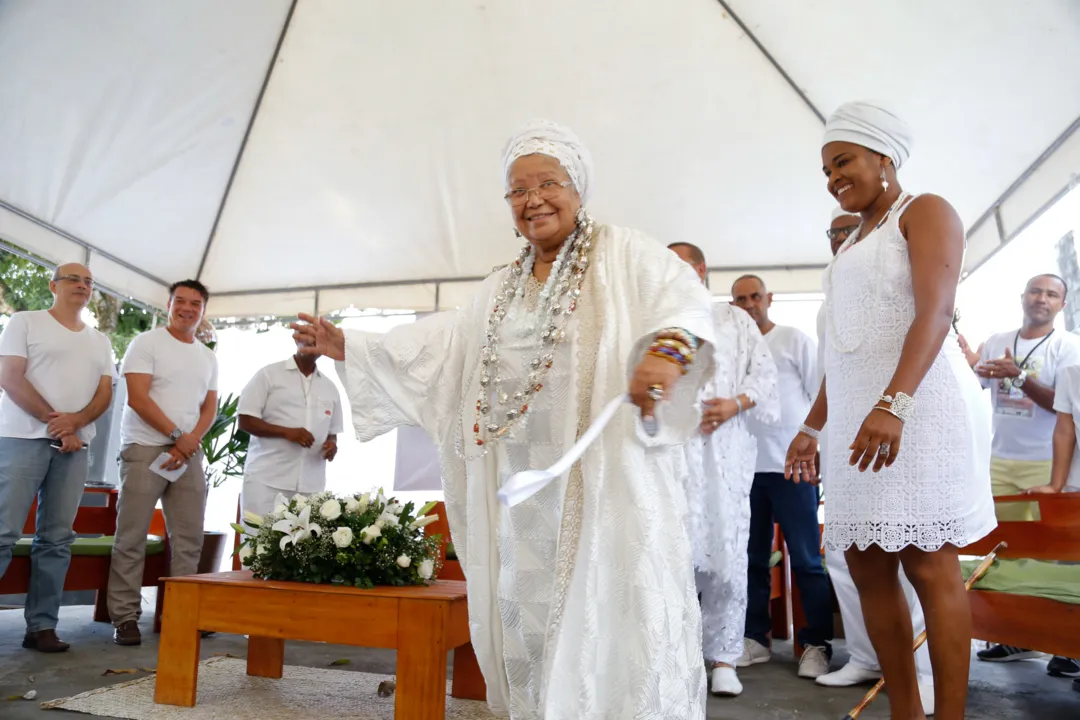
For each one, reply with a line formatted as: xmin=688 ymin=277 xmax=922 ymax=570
xmin=40 ymin=657 xmax=496 ymax=719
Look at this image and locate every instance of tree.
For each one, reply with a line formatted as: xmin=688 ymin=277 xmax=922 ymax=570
xmin=0 ymin=251 xmax=53 ymax=314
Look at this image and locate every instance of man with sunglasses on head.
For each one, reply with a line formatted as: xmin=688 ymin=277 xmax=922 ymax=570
xmin=0 ymin=263 xmax=116 ymax=652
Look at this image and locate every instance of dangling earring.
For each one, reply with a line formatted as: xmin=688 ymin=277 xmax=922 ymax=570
xmin=575 ymin=207 xmax=587 ymax=227
xmin=513 ymin=229 xmax=522 ymax=238
xmin=880 ymin=166 xmax=889 ymax=192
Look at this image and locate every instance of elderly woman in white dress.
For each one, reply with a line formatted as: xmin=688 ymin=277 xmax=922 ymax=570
xmin=293 ymin=121 xmax=713 ymax=719
xmin=785 ymin=102 xmax=995 ymax=720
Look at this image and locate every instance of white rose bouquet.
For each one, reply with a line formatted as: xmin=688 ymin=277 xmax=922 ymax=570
xmin=233 ymin=490 xmax=443 ymax=588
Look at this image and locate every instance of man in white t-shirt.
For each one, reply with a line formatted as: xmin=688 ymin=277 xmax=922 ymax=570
xmin=1034 ymin=363 xmax=1080 ymax=495
xmin=238 ymin=342 xmax=343 ymax=517
xmin=734 ymin=275 xmax=834 ymax=679
xmin=969 ymin=275 xmax=1080 ymax=521
xmin=0 ymin=263 xmax=115 ymax=652
xmin=108 ymin=280 xmax=218 ymax=647
xmin=964 ymin=274 xmax=1080 ymax=670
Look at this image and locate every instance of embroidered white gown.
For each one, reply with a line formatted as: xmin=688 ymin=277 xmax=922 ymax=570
xmin=822 ymin=196 xmax=996 ymax=552
xmin=685 ymin=304 xmax=779 ymax=663
xmin=336 ymin=225 xmax=714 ymax=719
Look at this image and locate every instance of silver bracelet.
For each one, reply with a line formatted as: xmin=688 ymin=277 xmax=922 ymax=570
xmin=877 ymin=392 xmax=915 ymax=423
xmin=735 ymin=396 xmax=744 ymax=414
xmin=797 ymin=423 xmax=821 ymax=440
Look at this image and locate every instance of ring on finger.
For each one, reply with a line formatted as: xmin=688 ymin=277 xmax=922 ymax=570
xmin=647 ymin=384 xmax=664 ymax=401
xmin=877 ymin=444 xmax=890 ymax=456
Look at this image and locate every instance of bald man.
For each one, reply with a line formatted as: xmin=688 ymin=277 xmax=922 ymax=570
xmin=0 ymin=263 xmax=116 ymax=652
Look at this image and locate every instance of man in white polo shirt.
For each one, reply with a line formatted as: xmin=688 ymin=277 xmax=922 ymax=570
xmin=109 ymin=280 xmax=218 ymax=647
xmin=0 ymin=263 xmax=115 ymax=653
xmin=733 ymin=274 xmax=834 ymax=679
xmin=238 ymin=341 xmax=343 ymax=516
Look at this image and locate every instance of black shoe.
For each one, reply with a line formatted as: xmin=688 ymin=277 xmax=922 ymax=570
xmin=1047 ymin=656 xmax=1080 ymax=678
xmin=22 ymin=629 xmax=70 ymax=653
xmin=113 ymin=620 xmax=142 ymax=646
xmin=1072 ymin=678 xmax=1079 ymax=694
xmin=976 ymin=644 xmax=1042 ymax=662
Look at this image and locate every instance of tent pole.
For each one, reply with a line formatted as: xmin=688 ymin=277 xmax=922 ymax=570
xmin=195 ymin=0 xmax=300 ymax=282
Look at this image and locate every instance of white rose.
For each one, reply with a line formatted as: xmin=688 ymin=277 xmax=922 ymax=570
xmin=418 ymin=558 xmax=435 ymax=580
xmin=319 ymin=499 xmax=342 ymax=521
xmin=360 ymin=525 xmax=382 ymax=545
xmin=272 ymin=504 xmax=288 ymax=516
xmin=292 ymin=493 xmax=309 ymax=507
xmin=256 ymin=543 xmax=268 ymax=556
xmin=344 ymin=497 xmax=360 ymax=513
xmin=396 ymin=555 xmax=412 ymax=568
xmin=331 ymin=526 xmax=354 ymax=548
xmin=238 ymin=544 xmax=253 ymax=564
xmin=378 ymin=511 xmax=399 ymax=528
xmin=388 ymin=502 xmax=404 ymax=516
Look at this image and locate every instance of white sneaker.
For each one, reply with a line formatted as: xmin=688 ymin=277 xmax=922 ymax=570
xmin=735 ymin=638 xmax=771 ymax=668
xmin=709 ymin=666 xmax=743 ymax=696
xmin=797 ymin=645 xmax=831 ymax=679
xmin=815 ymin=661 xmax=882 ymax=687
xmin=919 ymin=680 xmax=935 ymax=716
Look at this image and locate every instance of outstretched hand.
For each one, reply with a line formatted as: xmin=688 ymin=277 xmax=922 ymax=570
xmin=291 ymin=314 xmax=346 ymax=362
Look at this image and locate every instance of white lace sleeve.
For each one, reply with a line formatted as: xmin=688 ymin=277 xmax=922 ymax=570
xmin=336 ymin=310 xmax=467 ymax=443
xmin=738 ymin=309 xmax=781 ymax=425
xmin=620 ymin=229 xmax=716 ymax=445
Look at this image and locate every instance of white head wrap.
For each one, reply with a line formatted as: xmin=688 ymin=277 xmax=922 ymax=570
xmin=502 ymin=119 xmax=594 ymax=204
xmin=831 ymin=206 xmax=859 ymax=222
xmin=822 ymin=101 xmax=913 ymax=169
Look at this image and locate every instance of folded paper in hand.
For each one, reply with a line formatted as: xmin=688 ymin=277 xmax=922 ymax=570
xmin=150 ymin=452 xmax=187 ymax=483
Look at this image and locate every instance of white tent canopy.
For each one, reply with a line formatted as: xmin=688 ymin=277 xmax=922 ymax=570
xmin=2 ymin=0 xmax=1079 ymax=317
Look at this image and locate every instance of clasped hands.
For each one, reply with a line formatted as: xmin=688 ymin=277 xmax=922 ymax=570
xmin=45 ymin=412 xmax=84 ymax=454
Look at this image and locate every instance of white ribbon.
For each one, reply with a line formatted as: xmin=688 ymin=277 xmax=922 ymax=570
xmin=497 ymin=394 xmax=629 ymax=508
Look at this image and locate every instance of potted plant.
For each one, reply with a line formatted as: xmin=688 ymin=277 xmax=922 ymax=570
xmin=198 ymin=392 xmax=250 ymax=573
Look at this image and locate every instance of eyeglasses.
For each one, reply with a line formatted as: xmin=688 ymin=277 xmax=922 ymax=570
xmin=826 ymin=225 xmax=860 ymax=242
xmin=504 ymin=180 xmax=573 ymax=206
xmin=56 ymin=274 xmax=95 ymax=288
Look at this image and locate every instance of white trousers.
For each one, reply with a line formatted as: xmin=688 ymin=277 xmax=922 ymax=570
xmin=826 ymin=544 xmax=932 ymax=679
xmin=241 ymin=480 xmax=312 ymax=518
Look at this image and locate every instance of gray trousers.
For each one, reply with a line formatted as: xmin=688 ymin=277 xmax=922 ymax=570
xmin=107 ymin=444 xmax=205 ymax=626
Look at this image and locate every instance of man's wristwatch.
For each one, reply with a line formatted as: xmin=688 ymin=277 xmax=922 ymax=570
xmin=1013 ymin=370 xmax=1028 ymax=388
xmin=168 ymin=428 xmax=183 ymax=442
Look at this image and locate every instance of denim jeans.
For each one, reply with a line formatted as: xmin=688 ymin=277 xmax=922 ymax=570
xmin=745 ymin=472 xmax=834 ymax=650
xmin=0 ymin=437 xmax=88 ymax=632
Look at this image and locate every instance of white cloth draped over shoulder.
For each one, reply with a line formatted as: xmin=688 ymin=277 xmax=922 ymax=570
xmin=336 ymin=224 xmax=714 ymax=719
xmin=685 ymin=304 xmax=779 ymax=579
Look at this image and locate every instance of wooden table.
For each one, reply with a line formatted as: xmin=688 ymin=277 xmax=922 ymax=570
xmin=154 ymin=571 xmax=486 ymax=719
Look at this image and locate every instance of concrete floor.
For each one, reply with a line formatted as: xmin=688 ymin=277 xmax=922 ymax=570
xmin=1 ymin=601 xmax=1076 ymax=719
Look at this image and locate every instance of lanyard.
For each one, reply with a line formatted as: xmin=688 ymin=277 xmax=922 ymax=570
xmin=1012 ymin=329 xmax=1054 ymax=372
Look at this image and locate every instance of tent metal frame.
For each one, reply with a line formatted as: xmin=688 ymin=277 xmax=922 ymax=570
xmin=5 ymin=1 xmax=1079 ymax=314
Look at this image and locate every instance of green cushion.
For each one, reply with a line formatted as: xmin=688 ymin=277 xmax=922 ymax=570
xmin=961 ymin=558 xmax=1080 ymax=606
xmin=11 ymin=535 xmax=165 ymax=558
xmin=446 ymin=542 xmax=457 ymax=561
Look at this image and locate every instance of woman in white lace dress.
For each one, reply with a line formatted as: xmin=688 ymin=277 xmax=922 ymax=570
xmin=785 ymin=102 xmax=995 ymax=720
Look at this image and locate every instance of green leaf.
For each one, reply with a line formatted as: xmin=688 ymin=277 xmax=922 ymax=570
xmin=329 ymin=658 xmax=351 ymax=666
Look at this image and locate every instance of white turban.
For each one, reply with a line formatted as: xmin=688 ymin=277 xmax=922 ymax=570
xmin=502 ymin=119 xmax=594 ymax=204
xmin=831 ymin=206 xmax=859 ymax=222
xmin=822 ymin=101 xmax=913 ymax=169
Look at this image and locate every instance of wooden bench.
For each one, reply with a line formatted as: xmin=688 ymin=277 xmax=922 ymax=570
xmin=0 ymin=486 xmax=170 ymax=631
xmin=154 ymin=571 xmax=486 ymax=719
xmin=962 ymin=493 xmax=1080 ymax=659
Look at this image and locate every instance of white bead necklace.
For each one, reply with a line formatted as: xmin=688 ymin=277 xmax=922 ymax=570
xmin=472 ymin=209 xmax=597 ymax=449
